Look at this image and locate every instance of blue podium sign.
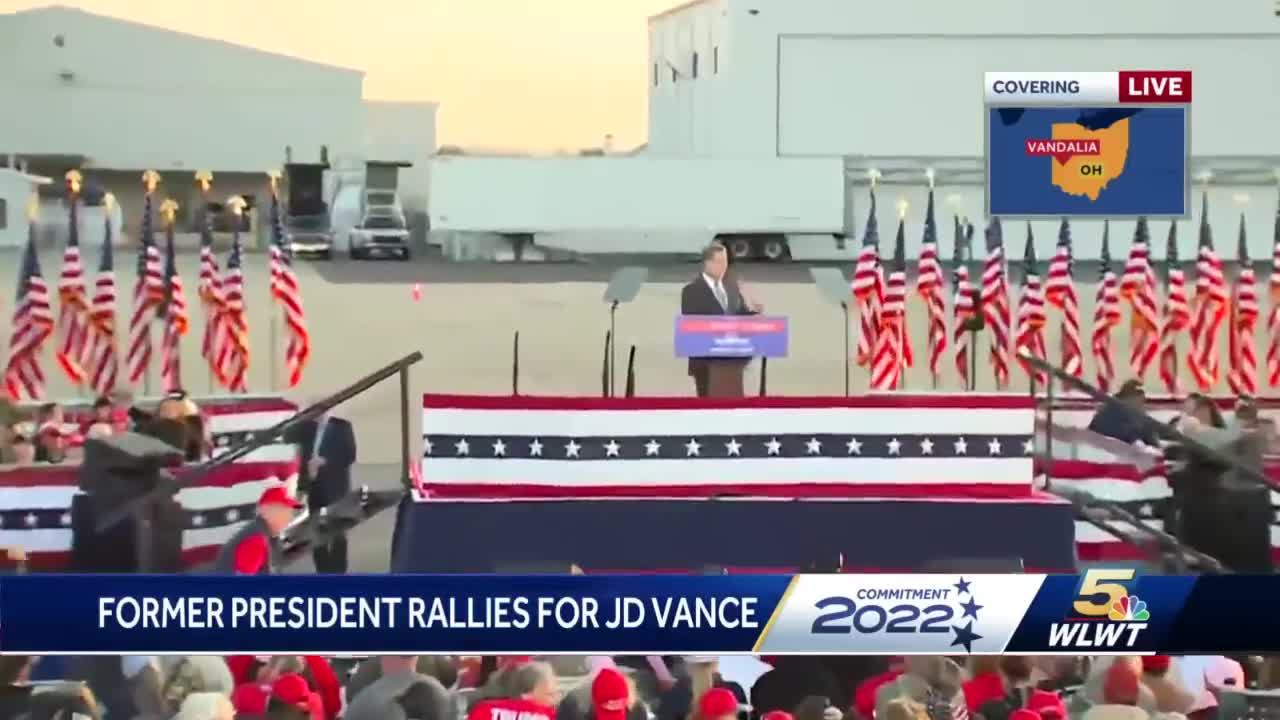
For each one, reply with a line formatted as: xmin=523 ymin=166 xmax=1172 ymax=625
xmin=674 ymin=315 xmax=789 ymax=358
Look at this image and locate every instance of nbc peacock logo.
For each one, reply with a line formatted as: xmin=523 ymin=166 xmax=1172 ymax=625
xmin=1108 ymin=595 xmax=1150 ymax=622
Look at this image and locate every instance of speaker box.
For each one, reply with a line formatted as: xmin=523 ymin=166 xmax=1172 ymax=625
xmin=70 ymin=494 xmax=184 ymax=573
xmin=920 ymin=556 xmax=1025 ymax=573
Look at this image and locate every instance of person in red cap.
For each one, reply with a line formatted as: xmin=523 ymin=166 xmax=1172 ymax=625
xmin=698 ymin=687 xmax=740 ymax=720
xmin=269 ymin=672 xmax=325 ymax=720
xmin=592 ymin=668 xmax=632 ymax=720
xmin=212 ymin=486 xmax=301 ymax=574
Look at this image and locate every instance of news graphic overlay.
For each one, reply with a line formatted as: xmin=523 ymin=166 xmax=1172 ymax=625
xmin=6 ymin=572 xmax=1280 ymax=654
xmin=753 ymin=574 xmax=1043 ymax=654
xmin=985 ymin=71 xmax=1190 ymax=218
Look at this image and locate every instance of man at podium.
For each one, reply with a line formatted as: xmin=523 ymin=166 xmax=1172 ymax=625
xmin=681 ymin=244 xmax=762 ymax=397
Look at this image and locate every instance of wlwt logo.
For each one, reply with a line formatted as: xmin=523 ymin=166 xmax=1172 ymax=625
xmin=1047 ymin=569 xmax=1150 ymax=649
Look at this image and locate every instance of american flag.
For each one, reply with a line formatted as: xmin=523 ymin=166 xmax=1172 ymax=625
xmin=1187 ymin=193 xmax=1228 ymax=391
xmin=126 ymin=176 xmax=165 ymax=385
xmin=871 ymin=215 xmax=910 ymax=391
xmin=1157 ymin=222 xmax=1191 ymax=394
xmin=196 ymin=176 xmax=228 ymax=388
xmin=4 ymin=214 xmax=55 ymax=400
xmin=1092 ymin=222 xmax=1122 ymax=391
xmin=1227 ymin=214 xmax=1258 ymax=396
xmin=952 ymin=217 xmax=975 ymax=387
xmin=159 ymin=206 xmax=189 ymax=393
xmin=55 ymin=179 xmax=89 ymax=386
xmin=851 ymin=189 xmax=884 ymax=369
xmin=1044 ymin=218 xmax=1083 ymax=379
xmin=418 ymin=394 xmax=1036 ymax=500
xmin=86 ymin=199 xmax=119 ymax=396
xmin=981 ymin=219 xmax=1011 ymax=388
xmin=1014 ymin=224 xmax=1048 ymax=385
xmin=1121 ymin=217 xmax=1160 ymax=379
xmin=1268 ymin=192 xmax=1280 ymax=387
xmin=0 ymin=397 xmax=298 ymax=570
xmin=217 ymin=213 xmax=250 ymax=392
xmin=269 ymin=178 xmax=311 ymax=388
xmin=915 ymin=189 xmax=947 ymax=382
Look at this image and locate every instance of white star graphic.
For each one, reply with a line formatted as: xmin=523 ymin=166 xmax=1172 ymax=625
xmin=645 ymin=439 xmax=662 ymax=456
xmin=846 ymin=437 xmax=862 ymax=455
xmin=805 ymin=437 xmax=822 ymax=455
xmin=565 ymin=440 xmax=582 ymax=458
xmin=725 ymin=439 xmax=742 ymax=456
xmin=604 ymin=440 xmax=621 ymax=457
xmin=59 ymin=512 xmax=71 ymax=526
xmin=529 ymin=439 xmax=544 ymax=456
xmin=1022 ymin=438 xmax=1035 ymax=455
xmin=988 ymin=438 xmax=1002 ymax=455
xmin=685 ymin=438 xmax=701 ymax=457
xmin=1140 ymin=503 xmax=1153 ymax=516
xmin=423 ymin=437 xmax=434 ymax=455
xmin=765 ymin=438 xmax=782 ymax=455
xmin=454 ymin=438 xmax=470 ymax=456
xmin=492 ymin=439 xmax=507 ymax=457
xmin=920 ymin=438 xmax=934 ymax=455
xmin=226 ymin=509 xmax=240 ymax=522
xmin=954 ymin=437 xmax=968 ymax=455
xmin=887 ymin=438 xmax=902 ymax=455
xmin=192 ymin=514 xmax=205 ymax=527
xmin=24 ymin=513 xmax=37 ymax=527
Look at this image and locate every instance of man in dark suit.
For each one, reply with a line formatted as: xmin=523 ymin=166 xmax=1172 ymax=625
xmin=287 ymin=412 xmax=357 ymax=573
xmin=681 ymin=244 xmax=762 ymax=397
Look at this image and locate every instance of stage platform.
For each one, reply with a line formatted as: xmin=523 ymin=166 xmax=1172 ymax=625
xmin=390 ymin=494 xmax=1079 ymax=573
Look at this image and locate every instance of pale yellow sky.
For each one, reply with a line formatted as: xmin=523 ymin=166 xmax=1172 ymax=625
xmin=2 ymin=0 xmax=675 ymax=151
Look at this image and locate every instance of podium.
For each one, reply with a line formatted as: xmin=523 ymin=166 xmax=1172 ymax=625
xmin=675 ymin=314 xmax=788 ymax=398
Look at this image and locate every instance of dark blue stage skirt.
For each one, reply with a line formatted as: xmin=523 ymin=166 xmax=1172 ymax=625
xmin=390 ymin=498 xmax=1078 ymax=573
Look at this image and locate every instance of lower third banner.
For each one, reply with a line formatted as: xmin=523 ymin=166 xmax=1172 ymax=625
xmin=0 ymin=572 xmax=1271 ymax=654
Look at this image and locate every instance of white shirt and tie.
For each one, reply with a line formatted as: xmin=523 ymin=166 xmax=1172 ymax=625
xmin=703 ymin=273 xmax=730 ymax=312
xmin=309 ymin=414 xmax=330 ymax=476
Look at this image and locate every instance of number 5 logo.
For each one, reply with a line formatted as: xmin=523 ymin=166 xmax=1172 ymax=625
xmin=1072 ymin=568 xmax=1137 ymax=617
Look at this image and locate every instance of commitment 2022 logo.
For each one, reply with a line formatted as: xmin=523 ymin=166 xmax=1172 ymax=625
xmin=807 ymin=577 xmax=983 ymax=652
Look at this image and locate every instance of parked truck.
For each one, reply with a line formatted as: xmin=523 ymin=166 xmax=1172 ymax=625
xmin=337 ymin=161 xmax=413 ymax=260
xmin=283 ymin=161 xmax=334 ymax=258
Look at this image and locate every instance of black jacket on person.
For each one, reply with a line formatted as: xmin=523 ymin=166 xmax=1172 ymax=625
xmin=1086 ymin=401 xmax=1158 ymax=446
xmin=751 ymin=658 xmax=847 ymax=717
xmin=286 ymin=417 xmax=357 ymax=510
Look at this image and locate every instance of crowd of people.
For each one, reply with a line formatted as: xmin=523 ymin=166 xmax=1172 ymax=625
xmin=0 ymin=653 xmax=1260 ymax=720
xmin=0 ymin=390 xmax=214 ymax=468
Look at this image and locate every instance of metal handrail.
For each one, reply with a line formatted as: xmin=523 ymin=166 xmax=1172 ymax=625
xmin=95 ymin=351 xmax=424 ymax=532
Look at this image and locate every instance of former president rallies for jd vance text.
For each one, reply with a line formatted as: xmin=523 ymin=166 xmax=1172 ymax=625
xmin=985 ymin=71 xmax=1191 ymax=105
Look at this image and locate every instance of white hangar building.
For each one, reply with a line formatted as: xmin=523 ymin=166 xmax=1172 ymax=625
xmin=0 ymin=5 xmax=436 ymax=245
xmin=431 ymin=0 xmax=1280 ymax=262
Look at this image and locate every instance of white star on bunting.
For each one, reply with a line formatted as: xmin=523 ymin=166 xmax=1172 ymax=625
xmin=920 ymin=438 xmax=934 ymax=455
xmin=604 ymin=440 xmax=621 ymax=457
xmin=424 ymin=438 xmax=433 ymax=455
xmin=645 ymin=439 xmax=662 ymax=456
xmin=987 ymin=438 xmax=1002 ymax=455
xmin=685 ymin=438 xmax=701 ymax=457
xmin=846 ymin=437 xmax=862 ymax=455
xmin=725 ymin=439 xmax=742 ymax=456
xmin=1022 ymin=439 xmax=1034 ymax=455
xmin=954 ymin=437 xmax=968 ymax=455
xmin=805 ymin=438 xmax=822 ymax=455
xmin=565 ymin=440 xmax=582 ymax=458
xmin=492 ymin=439 xmax=507 ymax=456
xmin=455 ymin=438 xmax=470 ymax=456
xmin=765 ymin=438 xmax=782 ymax=455
xmin=226 ymin=509 xmax=240 ymax=522
xmin=192 ymin=514 xmax=205 ymax=527
xmin=59 ymin=513 xmax=71 ymax=526
xmin=529 ymin=439 xmax=544 ymax=456
xmin=24 ymin=513 xmax=37 ymax=527
xmin=887 ymin=438 xmax=902 ymax=455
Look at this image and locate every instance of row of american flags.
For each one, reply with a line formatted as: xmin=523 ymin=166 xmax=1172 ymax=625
xmin=2 ymin=170 xmax=310 ymax=401
xmin=850 ymin=187 xmax=1280 ymax=396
